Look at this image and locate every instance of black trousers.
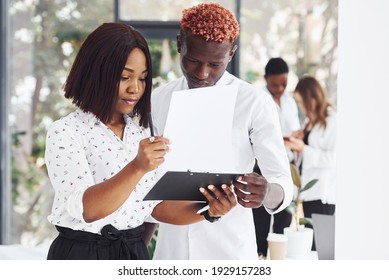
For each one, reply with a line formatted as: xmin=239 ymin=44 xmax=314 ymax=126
xmin=302 ymin=200 xmax=336 ymax=250
xmin=252 ymin=206 xmax=292 ymax=256
xmin=47 ymin=224 xmax=149 ymax=260
xmin=252 ymin=160 xmax=292 ymax=256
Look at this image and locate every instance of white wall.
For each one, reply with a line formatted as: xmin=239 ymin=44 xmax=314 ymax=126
xmin=336 ymin=0 xmax=389 ymax=259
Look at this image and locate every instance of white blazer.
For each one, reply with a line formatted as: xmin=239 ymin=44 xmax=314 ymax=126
xmin=299 ymin=108 xmax=337 ymax=204
xmin=151 ymin=72 xmax=293 ymax=260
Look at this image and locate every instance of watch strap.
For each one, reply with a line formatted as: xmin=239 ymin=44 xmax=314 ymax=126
xmin=200 ymin=210 xmax=221 ymax=223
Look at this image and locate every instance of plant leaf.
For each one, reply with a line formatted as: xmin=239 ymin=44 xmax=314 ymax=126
xmin=286 ymin=202 xmax=296 ymax=215
xmin=289 ymin=163 xmax=301 ymax=188
xmin=300 ymin=179 xmax=318 ymax=193
xmin=299 ymin=217 xmax=312 ymax=226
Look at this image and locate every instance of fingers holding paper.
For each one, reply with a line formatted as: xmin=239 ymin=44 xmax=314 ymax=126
xmin=134 ymin=136 xmax=170 ymax=172
xmin=200 ymin=184 xmax=237 ymax=217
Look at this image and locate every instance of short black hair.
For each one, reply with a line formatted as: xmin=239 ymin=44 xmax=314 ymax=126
xmin=265 ymin=57 xmax=289 ymax=76
xmin=64 ymin=22 xmax=152 ymax=128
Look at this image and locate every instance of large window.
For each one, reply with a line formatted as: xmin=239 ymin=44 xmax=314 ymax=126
xmin=239 ymin=0 xmax=338 ymax=105
xmin=1 ymin=0 xmax=337 ymax=247
xmin=116 ymin=0 xmax=338 ymax=103
xmin=118 ymin=0 xmax=235 ymax=21
xmin=4 ymin=0 xmax=115 ymax=245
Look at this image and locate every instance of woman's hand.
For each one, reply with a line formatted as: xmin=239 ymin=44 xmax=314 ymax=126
xmin=291 ymin=130 xmax=304 ymax=139
xmin=133 ymin=136 xmax=170 ymax=173
xmin=200 ymin=184 xmax=237 ymax=217
xmin=284 ymin=136 xmax=305 ymax=153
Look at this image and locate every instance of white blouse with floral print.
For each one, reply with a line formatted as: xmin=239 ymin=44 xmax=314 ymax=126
xmin=45 ymin=109 xmax=158 ymax=233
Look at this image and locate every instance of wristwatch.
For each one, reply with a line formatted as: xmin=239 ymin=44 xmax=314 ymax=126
xmin=200 ymin=210 xmax=221 ymax=223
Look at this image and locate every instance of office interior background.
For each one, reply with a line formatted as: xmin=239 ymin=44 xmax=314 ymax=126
xmin=4 ymin=0 xmax=388 ymax=261
xmin=0 ymin=0 xmax=338 ymax=247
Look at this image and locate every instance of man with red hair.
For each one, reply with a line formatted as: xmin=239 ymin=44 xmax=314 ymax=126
xmin=151 ymin=3 xmax=293 ymax=260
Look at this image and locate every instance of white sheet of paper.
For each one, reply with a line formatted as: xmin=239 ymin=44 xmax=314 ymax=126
xmin=160 ymin=84 xmax=238 ymax=174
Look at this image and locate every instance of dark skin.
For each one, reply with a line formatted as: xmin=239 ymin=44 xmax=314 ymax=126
xmin=265 ymin=73 xmax=288 ymax=106
xmin=82 ymin=49 xmax=236 ymax=225
xmin=152 ymin=184 xmax=237 ymax=224
xmin=177 ymin=30 xmax=284 ymax=210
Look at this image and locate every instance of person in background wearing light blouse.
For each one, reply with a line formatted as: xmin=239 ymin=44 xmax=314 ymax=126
xmin=284 ymin=75 xmax=336 ymax=249
xmin=151 ymin=3 xmax=293 ymax=260
xmin=44 ymin=22 xmax=237 ymax=260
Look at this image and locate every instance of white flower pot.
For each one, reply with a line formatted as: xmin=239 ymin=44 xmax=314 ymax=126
xmin=283 ymin=227 xmax=313 ymax=259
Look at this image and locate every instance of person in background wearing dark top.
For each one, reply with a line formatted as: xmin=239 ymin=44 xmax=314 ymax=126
xmin=284 ymin=75 xmax=336 ymax=250
xmin=151 ymin=3 xmax=293 ymax=260
xmin=252 ymin=57 xmax=301 ymax=259
xmin=44 ymin=22 xmax=237 ymax=260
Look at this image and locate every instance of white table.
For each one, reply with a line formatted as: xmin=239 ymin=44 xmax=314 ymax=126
xmin=0 ymin=244 xmax=49 ymax=260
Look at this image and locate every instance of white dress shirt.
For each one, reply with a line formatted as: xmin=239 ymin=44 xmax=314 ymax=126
xmin=45 ymin=109 xmax=157 ymax=234
xmin=151 ymin=71 xmax=293 ymax=260
xmin=299 ymin=108 xmax=337 ymax=204
xmin=264 ymin=88 xmax=301 ymax=136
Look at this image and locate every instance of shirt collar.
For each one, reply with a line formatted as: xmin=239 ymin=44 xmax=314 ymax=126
xmin=215 ymin=71 xmax=234 ymax=86
xmin=74 ymin=108 xmax=100 ymax=126
xmin=74 ymin=108 xmax=134 ymax=127
xmin=182 ymin=71 xmax=234 ymax=89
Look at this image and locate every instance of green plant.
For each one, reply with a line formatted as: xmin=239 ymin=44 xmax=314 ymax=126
xmin=147 ymin=227 xmax=158 ymax=259
xmin=286 ymin=164 xmax=318 ymax=230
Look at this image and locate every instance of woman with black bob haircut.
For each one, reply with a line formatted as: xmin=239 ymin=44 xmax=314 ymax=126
xmin=64 ymin=22 xmax=152 ymax=127
xmin=45 ymin=22 xmax=236 ymax=260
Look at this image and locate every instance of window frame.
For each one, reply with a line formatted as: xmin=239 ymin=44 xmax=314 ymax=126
xmin=0 ymin=0 xmax=11 ymax=244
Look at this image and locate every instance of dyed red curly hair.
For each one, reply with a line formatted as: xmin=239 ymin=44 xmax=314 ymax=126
xmin=181 ymin=2 xmax=240 ymax=43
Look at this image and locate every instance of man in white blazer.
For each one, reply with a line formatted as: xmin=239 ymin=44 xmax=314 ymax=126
xmin=151 ymin=3 xmax=293 ymax=259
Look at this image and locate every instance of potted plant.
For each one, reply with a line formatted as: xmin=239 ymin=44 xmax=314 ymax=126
xmin=283 ymin=163 xmax=318 ymax=259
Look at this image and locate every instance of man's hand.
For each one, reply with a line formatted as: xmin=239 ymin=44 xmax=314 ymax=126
xmin=234 ymin=172 xmax=284 ymax=210
xmin=233 ymin=172 xmax=268 ymax=208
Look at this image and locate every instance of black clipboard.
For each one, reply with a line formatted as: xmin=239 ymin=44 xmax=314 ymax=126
xmin=143 ymin=171 xmax=240 ymax=201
